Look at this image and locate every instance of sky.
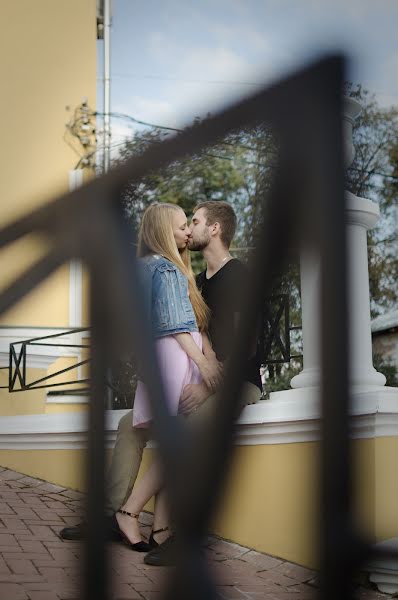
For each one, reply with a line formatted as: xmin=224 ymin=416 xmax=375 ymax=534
xmin=98 ymin=0 xmax=398 ymax=147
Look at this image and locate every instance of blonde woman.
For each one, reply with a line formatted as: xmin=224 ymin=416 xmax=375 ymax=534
xmin=112 ymin=203 xmax=221 ymax=551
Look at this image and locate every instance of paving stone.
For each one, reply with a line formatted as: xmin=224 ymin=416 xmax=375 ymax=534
xmin=217 ymin=586 xmax=251 ymax=599
xmin=0 ymin=533 xmax=19 ymax=546
xmin=0 ymin=470 xmax=25 ymax=481
xmin=258 ymin=569 xmax=298 ymax=587
xmin=0 ymin=582 xmax=28 ymax=599
xmin=27 ymin=592 xmax=60 ymax=600
xmin=0 ymin=502 xmax=16 ymax=515
xmin=4 ymin=558 xmax=39 ymax=575
xmin=12 ymin=507 xmax=38 ymax=519
xmin=240 ymin=550 xmax=284 ymax=571
xmin=0 ymin=555 xmax=11 ymax=574
xmin=135 ymin=593 xmax=163 ymax=600
xmin=217 ymin=558 xmax=260 ymax=577
xmin=8 ymin=481 xmax=29 ymax=489
xmin=60 ymin=490 xmax=85 ymax=501
xmin=17 ymin=494 xmax=47 ymax=507
xmin=0 ymin=545 xmax=23 ymax=554
xmin=26 ymin=525 xmax=59 ymax=540
xmin=211 ymin=539 xmax=251 ymax=559
xmin=18 ymin=477 xmax=43 ymax=487
xmin=37 ymin=567 xmax=70 ymax=582
xmin=275 ymin=562 xmax=316 ymax=583
xmin=53 ymin=585 xmax=80 ymax=600
xmin=110 ymin=583 xmax=143 ymax=599
xmin=1 ymin=516 xmax=30 ymax=531
xmin=44 ymin=494 xmax=73 ymax=503
xmin=0 ymin=469 xmax=387 ymax=600
xmin=37 ymin=483 xmax=67 ymax=494
xmin=3 ymin=553 xmax=56 ymax=562
xmin=13 ymin=533 xmax=36 ymax=541
xmin=0 ymin=574 xmax=45 ymax=583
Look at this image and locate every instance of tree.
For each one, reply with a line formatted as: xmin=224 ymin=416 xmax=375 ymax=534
xmin=112 ymin=87 xmax=397 ymax=402
xmin=345 ymin=83 xmax=398 ymax=316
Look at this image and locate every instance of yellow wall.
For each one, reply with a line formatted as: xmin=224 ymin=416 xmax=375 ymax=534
xmin=0 ymin=433 xmax=396 ymax=568
xmin=0 ymin=0 xmax=97 ymax=326
xmin=214 ymin=443 xmax=319 ymax=567
xmin=374 ymin=437 xmax=398 ymax=540
xmin=0 ymin=449 xmax=87 ymax=492
xmin=0 ymin=368 xmax=47 ymax=415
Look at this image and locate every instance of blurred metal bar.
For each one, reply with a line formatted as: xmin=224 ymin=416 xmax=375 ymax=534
xmin=84 ymin=255 xmax=109 ymax=600
xmin=313 ymin=66 xmax=363 ymax=600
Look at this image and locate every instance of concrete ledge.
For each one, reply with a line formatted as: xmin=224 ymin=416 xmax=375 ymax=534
xmin=0 ymin=386 xmax=397 ymax=449
xmin=365 ymin=538 xmax=398 ymax=593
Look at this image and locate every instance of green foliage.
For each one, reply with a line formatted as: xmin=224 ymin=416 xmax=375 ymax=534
xmin=345 ymin=83 xmax=398 ymax=317
xmin=373 ymin=352 xmax=398 ymax=387
xmin=112 ymin=87 xmax=397 ymax=399
xmin=109 ymin=357 xmax=137 ymax=409
xmin=263 ymin=360 xmax=302 ymax=397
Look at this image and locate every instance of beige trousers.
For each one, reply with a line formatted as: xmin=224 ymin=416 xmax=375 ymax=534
xmin=106 ymin=381 xmax=261 ymax=514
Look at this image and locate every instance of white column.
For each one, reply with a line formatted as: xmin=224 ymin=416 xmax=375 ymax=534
xmin=290 ymin=97 xmax=386 ymax=392
xmin=346 ymin=192 xmax=386 ymax=386
xmin=290 ymin=248 xmax=320 ymax=389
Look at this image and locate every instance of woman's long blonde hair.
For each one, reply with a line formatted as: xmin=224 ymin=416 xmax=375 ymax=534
xmin=137 ymin=203 xmax=209 ymax=331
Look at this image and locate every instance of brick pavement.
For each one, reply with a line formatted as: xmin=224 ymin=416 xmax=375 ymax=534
xmin=0 ymin=467 xmax=387 ymax=600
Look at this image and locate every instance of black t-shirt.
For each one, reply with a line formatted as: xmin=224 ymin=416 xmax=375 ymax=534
xmin=196 ymin=259 xmax=262 ymax=391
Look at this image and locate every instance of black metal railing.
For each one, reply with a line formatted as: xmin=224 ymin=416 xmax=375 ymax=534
xmin=7 ymin=328 xmax=90 ymax=393
xmin=0 ymin=54 xmax=392 ymax=600
xmin=4 ymin=296 xmax=301 ymax=402
xmin=261 ymin=293 xmax=302 ymax=364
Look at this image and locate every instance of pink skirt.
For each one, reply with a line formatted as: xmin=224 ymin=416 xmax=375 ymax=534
xmin=133 ymin=332 xmax=203 ymax=428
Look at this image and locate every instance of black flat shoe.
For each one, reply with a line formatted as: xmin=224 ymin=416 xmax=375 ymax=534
xmin=144 ymin=535 xmax=178 ymax=566
xmin=111 ymin=511 xmax=151 ymax=552
xmin=149 ymin=526 xmax=170 ymax=549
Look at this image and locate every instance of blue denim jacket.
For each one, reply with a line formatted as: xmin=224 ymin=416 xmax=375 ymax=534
xmin=139 ymin=254 xmax=198 ymax=338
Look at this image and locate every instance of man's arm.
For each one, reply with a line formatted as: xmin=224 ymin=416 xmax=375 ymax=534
xmin=173 ymin=332 xmax=222 ymax=392
xmin=179 ymin=381 xmax=211 ymax=414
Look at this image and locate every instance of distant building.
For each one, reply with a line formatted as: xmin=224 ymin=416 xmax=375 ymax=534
xmin=371 ymin=309 xmax=398 ymax=367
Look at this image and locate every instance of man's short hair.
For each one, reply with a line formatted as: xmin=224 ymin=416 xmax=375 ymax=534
xmin=193 ymin=201 xmax=237 ymax=247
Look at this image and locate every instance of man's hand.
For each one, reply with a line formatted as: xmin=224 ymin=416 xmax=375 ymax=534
xmin=179 ymin=382 xmax=210 ymax=415
xmin=197 ymin=356 xmax=223 ymax=392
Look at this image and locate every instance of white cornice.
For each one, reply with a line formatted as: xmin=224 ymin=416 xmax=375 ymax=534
xmin=365 ymin=538 xmax=398 ymax=593
xmin=46 ymin=393 xmax=89 ymax=405
xmin=0 ymin=387 xmax=397 ymax=450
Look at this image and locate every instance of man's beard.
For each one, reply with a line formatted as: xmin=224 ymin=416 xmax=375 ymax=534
xmin=188 ymin=239 xmax=208 ymax=251
xmin=188 ymin=232 xmax=210 ymax=252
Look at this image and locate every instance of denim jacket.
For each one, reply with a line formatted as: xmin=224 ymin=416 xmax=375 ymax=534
xmin=139 ymin=254 xmax=198 ymax=338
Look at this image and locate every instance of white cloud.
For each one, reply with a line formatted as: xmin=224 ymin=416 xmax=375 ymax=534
xmin=117 ymin=96 xmax=180 ymax=129
xmin=179 ymin=46 xmax=252 ymax=81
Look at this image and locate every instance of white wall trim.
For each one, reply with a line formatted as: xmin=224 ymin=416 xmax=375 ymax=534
xmin=68 ymin=170 xmax=84 ymax=332
xmin=69 ymin=260 xmax=83 ymax=329
xmin=0 ymin=387 xmax=397 ymax=450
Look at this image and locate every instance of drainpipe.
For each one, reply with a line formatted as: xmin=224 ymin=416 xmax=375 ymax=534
xmin=103 ymin=0 xmax=111 ymax=173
